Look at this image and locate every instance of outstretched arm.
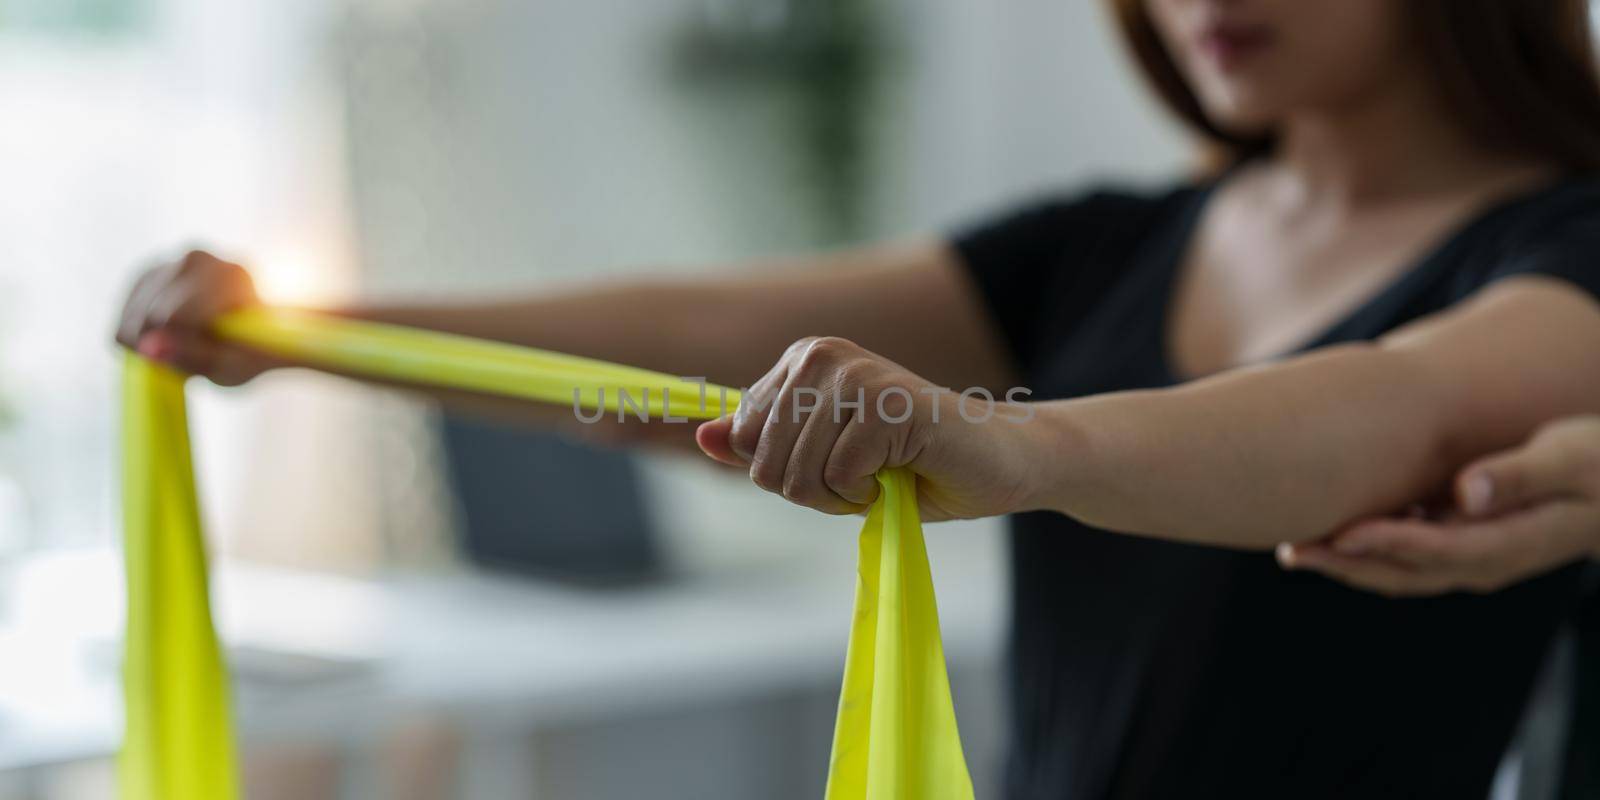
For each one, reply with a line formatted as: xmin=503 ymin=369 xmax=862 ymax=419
xmin=1031 ymin=278 xmax=1600 ymax=546
xmin=701 ymin=277 xmax=1600 ymax=547
xmin=114 ymin=243 xmax=1014 ymax=446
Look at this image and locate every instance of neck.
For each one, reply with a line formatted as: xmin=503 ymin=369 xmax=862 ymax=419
xmin=1272 ymin=66 xmax=1549 ymax=209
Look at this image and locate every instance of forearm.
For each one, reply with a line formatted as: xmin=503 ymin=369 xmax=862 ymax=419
xmin=1021 ymin=279 xmax=1600 ymax=549
xmin=1027 ymin=344 xmax=1458 ymax=549
xmin=342 ymin=279 xmax=772 ymax=387
xmin=330 ymin=240 xmax=1013 ymax=392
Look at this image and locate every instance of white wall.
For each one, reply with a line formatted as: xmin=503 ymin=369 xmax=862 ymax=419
xmin=332 ymin=0 xmax=1192 ymax=569
xmin=0 ymin=0 xmax=1195 ymax=795
xmin=326 ymin=2 xmax=1191 ymax=798
xmin=882 ymin=0 xmax=1191 ymax=229
xmin=339 ymin=0 xmax=1192 ymax=284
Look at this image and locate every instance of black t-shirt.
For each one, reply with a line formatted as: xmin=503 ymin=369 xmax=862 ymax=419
xmin=951 ymin=178 xmax=1600 ymax=800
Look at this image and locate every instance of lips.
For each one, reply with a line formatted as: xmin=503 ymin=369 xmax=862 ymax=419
xmin=1197 ymin=21 xmax=1275 ymax=68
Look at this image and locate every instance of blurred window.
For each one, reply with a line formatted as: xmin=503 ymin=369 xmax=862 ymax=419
xmin=0 ymin=0 xmax=353 ymax=557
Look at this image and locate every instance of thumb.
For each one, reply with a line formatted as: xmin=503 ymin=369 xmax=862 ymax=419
xmin=695 ymin=416 xmax=746 ymax=467
xmin=1457 ymin=433 xmax=1582 ymax=517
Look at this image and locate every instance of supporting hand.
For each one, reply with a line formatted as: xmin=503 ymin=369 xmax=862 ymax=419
xmin=1281 ymin=416 xmax=1600 ymax=596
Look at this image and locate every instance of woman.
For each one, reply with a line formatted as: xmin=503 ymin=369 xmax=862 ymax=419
xmin=118 ymin=1 xmax=1600 ymax=797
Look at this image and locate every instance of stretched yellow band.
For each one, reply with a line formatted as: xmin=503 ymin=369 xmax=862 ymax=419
xmin=121 ymin=307 xmax=971 ymax=800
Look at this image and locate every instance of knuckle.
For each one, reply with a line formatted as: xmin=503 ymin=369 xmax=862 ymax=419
xmin=796 ymin=336 xmax=857 ymax=371
xmin=120 ymin=270 xmax=160 ymax=315
xmin=729 ymin=420 xmax=758 ymax=444
xmin=830 ymin=435 xmax=876 ymax=468
xmin=784 ymin=336 xmax=819 ymax=359
xmin=218 ymin=259 xmax=251 ymax=287
xmin=749 ymin=460 xmax=785 ymax=493
xmin=809 ymin=336 xmax=855 ymax=355
xmin=872 ymin=384 xmax=914 ymax=420
xmin=155 ymin=260 xmax=185 ymax=286
xmin=834 ymin=358 xmax=880 ymax=388
xmin=177 ymin=251 xmax=249 ymax=296
xmin=728 ymin=416 xmax=763 ymax=452
xmin=782 ymin=474 xmax=820 ymax=504
xmin=822 ymin=459 xmax=860 ymax=490
xmin=178 ymin=250 xmax=214 ymax=273
xmin=127 ymin=266 xmax=160 ymax=294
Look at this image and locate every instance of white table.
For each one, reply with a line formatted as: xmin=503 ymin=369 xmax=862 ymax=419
xmin=0 ymin=527 xmax=1006 ymax=798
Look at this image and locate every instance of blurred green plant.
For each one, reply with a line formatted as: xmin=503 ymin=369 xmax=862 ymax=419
xmin=0 ymin=381 xmax=16 ymax=433
xmin=0 ymin=0 xmax=149 ymax=36
xmin=672 ymin=0 xmax=889 ymax=240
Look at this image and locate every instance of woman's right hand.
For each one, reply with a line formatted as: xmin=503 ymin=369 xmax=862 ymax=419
xmin=114 ymin=250 xmax=277 ymax=385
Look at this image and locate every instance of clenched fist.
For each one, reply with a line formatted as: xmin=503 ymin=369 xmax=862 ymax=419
xmin=115 ymin=250 xmax=277 ymax=385
xmin=694 ymin=336 xmax=1040 ymax=521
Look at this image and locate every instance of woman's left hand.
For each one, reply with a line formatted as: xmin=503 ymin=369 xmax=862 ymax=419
xmin=695 ymin=336 xmax=1040 ymax=521
xmin=1280 ymin=416 xmax=1600 ymax=596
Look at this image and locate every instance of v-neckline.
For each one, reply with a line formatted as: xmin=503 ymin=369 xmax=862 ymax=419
xmin=1153 ymin=175 xmax=1573 ymax=383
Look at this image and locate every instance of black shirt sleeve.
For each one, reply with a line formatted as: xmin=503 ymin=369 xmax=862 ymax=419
xmin=949 ymin=189 xmax=1174 ymax=376
xmin=1488 ymin=231 xmax=1600 ymax=303
xmin=1484 ymin=185 xmax=1600 ymax=302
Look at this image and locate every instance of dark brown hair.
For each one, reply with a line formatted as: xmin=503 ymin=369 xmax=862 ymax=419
xmin=1110 ymin=0 xmax=1600 ymax=172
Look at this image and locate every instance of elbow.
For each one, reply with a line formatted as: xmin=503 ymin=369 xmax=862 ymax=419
xmin=1357 ymin=341 xmax=1472 ymax=509
xmin=1229 ymin=342 xmax=1461 ymax=542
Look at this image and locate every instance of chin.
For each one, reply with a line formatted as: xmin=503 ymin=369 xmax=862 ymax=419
xmin=1195 ymin=91 xmax=1281 ymax=139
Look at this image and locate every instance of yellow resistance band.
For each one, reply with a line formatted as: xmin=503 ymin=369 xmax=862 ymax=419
xmin=121 ymin=307 xmax=973 ymax=799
